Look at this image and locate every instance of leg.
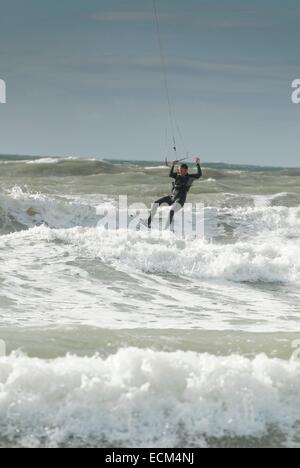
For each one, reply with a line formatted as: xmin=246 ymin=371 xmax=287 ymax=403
xmin=167 ymin=201 xmax=184 ymax=230
xmin=148 ymin=196 xmax=172 ymax=228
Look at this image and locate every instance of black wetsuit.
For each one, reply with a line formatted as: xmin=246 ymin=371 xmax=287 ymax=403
xmin=148 ymin=164 xmax=202 ymax=228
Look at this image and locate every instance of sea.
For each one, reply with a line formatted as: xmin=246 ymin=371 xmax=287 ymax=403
xmin=0 ymin=154 xmax=300 ymax=448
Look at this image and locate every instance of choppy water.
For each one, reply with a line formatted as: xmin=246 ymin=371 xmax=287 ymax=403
xmin=0 ymin=155 xmax=300 ymax=448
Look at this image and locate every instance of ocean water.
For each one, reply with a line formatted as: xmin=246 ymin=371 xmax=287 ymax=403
xmin=0 ymin=155 xmax=300 ymax=448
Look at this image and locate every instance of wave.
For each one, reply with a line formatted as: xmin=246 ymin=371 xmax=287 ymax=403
xmin=0 ymin=156 xmax=297 ymax=179
xmin=62 ymin=228 xmax=300 ymax=284
xmin=4 ymin=224 xmax=299 ymax=285
xmin=1 ymin=186 xmax=299 ymax=234
xmin=1 ymin=187 xmax=299 ymax=284
xmin=0 ymin=158 xmax=130 ymax=177
xmin=0 ymin=187 xmax=101 ymax=234
xmin=25 ymin=157 xmax=61 ymax=164
xmin=0 ymin=349 xmax=300 ymax=447
xmin=215 ymin=205 xmax=300 ymax=241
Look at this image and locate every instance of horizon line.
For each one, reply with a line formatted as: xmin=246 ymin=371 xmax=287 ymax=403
xmin=0 ymin=153 xmax=299 ymax=170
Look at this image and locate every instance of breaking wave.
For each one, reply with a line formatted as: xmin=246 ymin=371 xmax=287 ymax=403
xmin=0 ymin=349 xmax=300 ymax=448
xmin=3 ymin=223 xmax=299 ymax=285
xmin=0 ymin=187 xmax=101 ymax=233
xmin=1 ymin=187 xmax=299 ymax=284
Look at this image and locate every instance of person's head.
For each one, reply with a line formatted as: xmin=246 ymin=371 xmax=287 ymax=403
xmin=179 ymin=164 xmax=188 ymax=176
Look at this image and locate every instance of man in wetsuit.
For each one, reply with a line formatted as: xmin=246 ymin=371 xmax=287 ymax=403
xmin=148 ymin=158 xmax=202 ymax=229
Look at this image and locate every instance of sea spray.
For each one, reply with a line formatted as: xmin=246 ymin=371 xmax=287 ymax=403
xmin=1 ymin=349 xmax=300 ymax=448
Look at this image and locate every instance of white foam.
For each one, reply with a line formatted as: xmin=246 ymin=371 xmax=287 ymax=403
xmin=216 ymin=205 xmax=300 ymax=241
xmin=204 ymin=178 xmax=217 ymax=183
xmin=2 ymin=220 xmax=299 ymax=285
xmin=252 ymin=193 xmax=289 ymax=208
xmin=24 ymin=157 xmax=98 ymax=165
xmin=144 ymin=166 xmax=167 ymax=170
xmin=1 ymin=195 xmax=299 ymax=331
xmin=30 ymin=226 xmax=298 ymax=285
xmin=2 ymin=187 xmax=299 ymax=242
xmin=26 ymin=158 xmax=60 ymax=164
xmin=0 ymin=187 xmax=102 ymax=230
xmin=1 ymin=225 xmax=294 ymax=331
xmin=0 ymin=349 xmax=300 ymax=447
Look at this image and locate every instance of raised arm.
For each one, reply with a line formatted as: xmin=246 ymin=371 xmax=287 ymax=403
xmin=190 ymin=158 xmax=202 ymax=179
xmin=169 ymin=160 xmax=178 ymax=179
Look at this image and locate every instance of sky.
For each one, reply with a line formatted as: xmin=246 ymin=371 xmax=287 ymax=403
xmin=0 ymin=0 xmax=299 ymax=166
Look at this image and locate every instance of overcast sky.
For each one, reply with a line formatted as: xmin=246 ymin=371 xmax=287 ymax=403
xmin=0 ymin=0 xmax=299 ymax=166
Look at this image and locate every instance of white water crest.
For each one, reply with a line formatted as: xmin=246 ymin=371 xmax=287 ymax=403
xmin=1 ymin=349 xmax=300 ymax=448
xmin=0 ymin=224 xmax=298 ymax=331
